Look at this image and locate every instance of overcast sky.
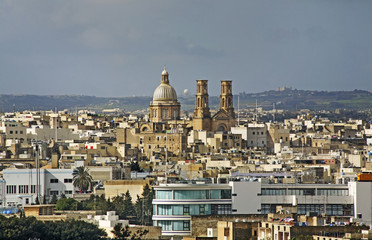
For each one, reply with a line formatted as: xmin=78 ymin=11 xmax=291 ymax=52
xmin=0 ymin=0 xmax=371 ymax=97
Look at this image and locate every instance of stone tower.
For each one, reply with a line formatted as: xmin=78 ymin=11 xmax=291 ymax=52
xmin=193 ymin=80 xmax=211 ymax=131
xmin=219 ymin=80 xmax=234 ymax=115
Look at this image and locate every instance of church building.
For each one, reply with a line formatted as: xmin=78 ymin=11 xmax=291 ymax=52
xmin=149 ymin=67 xmax=181 ymax=123
xmin=193 ymin=80 xmax=235 ymax=132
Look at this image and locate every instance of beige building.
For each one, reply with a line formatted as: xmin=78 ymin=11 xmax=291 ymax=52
xmin=104 ymin=179 xmax=151 ymax=202
xmin=193 ymin=80 xmax=236 ymax=132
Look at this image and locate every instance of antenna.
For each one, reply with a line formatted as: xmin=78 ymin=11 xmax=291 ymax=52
xmin=255 ymin=99 xmax=258 ymax=122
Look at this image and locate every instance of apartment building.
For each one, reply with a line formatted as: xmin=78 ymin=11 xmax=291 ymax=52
xmin=152 ymin=183 xmax=232 ymax=237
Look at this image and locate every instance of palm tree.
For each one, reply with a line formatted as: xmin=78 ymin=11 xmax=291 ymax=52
xmin=72 ymin=166 xmax=93 ymax=192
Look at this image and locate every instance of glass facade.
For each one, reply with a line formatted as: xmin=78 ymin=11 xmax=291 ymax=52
xmin=157 ymin=204 xmax=212 ymax=215
xmin=288 ymin=188 xmax=315 ymax=196
xmin=174 ymin=190 xmax=209 ymax=200
xmin=211 ymin=204 xmax=232 ymax=215
xmin=261 ymin=204 xmax=354 ymax=216
xmin=158 ymin=220 xmax=190 ymax=231
xmin=261 ymin=188 xmax=349 ymax=196
xmin=173 ymin=189 xmax=231 ymax=200
xmin=261 ymin=188 xmax=286 ymax=195
xmin=317 ymin=189 xmax=349 ymax=196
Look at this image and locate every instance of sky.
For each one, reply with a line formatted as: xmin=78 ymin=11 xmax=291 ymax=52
xmin=0 ymin=0 xmax=371 ymax=97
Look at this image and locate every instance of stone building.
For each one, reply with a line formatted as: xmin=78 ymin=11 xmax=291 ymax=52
xmin=149 ymin=68 xmax=181 ymax=123
xmin=193 ymin=80 xmax=235 ymax=132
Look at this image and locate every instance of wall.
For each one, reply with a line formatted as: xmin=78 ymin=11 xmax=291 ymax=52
xmin=231 ymin=181 xmax=261 ymax=214
xmin=190 ymin=214 xmax=266 ymax=237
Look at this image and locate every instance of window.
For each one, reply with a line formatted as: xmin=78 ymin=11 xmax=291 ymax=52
xmin=288 ymin=188 xmax=315 ymax=196
xmin=20 ymin=131 xmax=23 ymax=134
xmin=156 ymin=190 xmax=172 ymax=199
xmin=253 ymin=132 xmax=255 ymax=135
xmin=211 ymin=204 xmax=231 ymax=215
xmin=64 ymin=179 xmax=72 ymax=183
xmin=19 ymin=185 xmax=29 ymax=194
xmin=183 ymin=205 xmax=189 ymax=215
xmin=6 ymin=185 xmax=16 ymax=194
xmin=50 ymin=190 xmax=59 ymax=195
xmin=9 ymin=131 xmax=13 ymax=134
xmin=326 ymin=204 xmax=353 ymax=216
xmin=25 ymin=198 xmax=29 ymax=204
xmin=297 ymin=204 xmax=324 ymax=216
xmin=31 ymin=185 xmax=36 ymax=193
xmin=317 ymin=189 xmax=348 ymax=196
xmin=174 ymin=190 xmax=209 ymax=200
xmin=183 ymin=221 xmax=190 ymax=231
xmin=64 ymin=190 xmax=73 ymax=194
xmin=50 ymin=179 xmax=58 ymax=183
xmin=173 ymin=221 xmax=184 ymax=231
xmin=158 ymin=220 xmax=171 ymax=231
xmin=261 ymin=188 xmax=286 ymax=195
xmin=158 ymin=205 xmax=172 ymax=215
xmin=162 ymin=109 xmax=168 ymax=118
xmin=199 ymin=205 xmax=205 ymax=215
xmin=173 ymin=205 xmax=183 ymax=215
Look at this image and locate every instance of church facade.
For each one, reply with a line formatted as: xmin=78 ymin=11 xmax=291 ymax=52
xmin=148 ymin=68 xmax=235 ymax=132
xmin=193 ymin=80 xmax=235 ymax=132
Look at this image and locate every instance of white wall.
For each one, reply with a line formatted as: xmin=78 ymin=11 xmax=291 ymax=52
xmin=231 ymin=181 xmax=261 ymax=214
xmin=349 ymin=181 xmax=372 ymax=226
xmin=3 ymin=169 xmax=75 ymax=206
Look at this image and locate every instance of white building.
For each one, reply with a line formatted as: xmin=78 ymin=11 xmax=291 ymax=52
xmin=3 ymin=168 xmax=75 ymax=206
xmin=152 ymin=180 xmax=372 ymax=238
xmin=231 ymin=123 xmax=267 ymax=148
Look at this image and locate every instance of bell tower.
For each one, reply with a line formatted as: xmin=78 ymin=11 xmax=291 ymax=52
xmin=194 ymin=80 xmax=211 ymax=118
xmin=193 ymin=80 xmax=211 ymax=131
xmin=220 ymin=80 xmax=234 ymax=115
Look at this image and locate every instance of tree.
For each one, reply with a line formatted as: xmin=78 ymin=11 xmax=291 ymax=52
xmin=73 ymin=166 xmax=93 ymax=192
xmin=50 ymin=193 xmax=58 ymax=204
xmin=0 ymin=215 xmax=107 ymax=240
xmin=141 ymin=184 xmax=154 ymax=225
xmin=45 ymin=219 xmax=107 ymax=240
xmin=55 ymin=198 xmax=79 ymax=210
xmin=0 ymin=215 xmax=46 ymax=240
xmin=112 ymin=195 xmax=126 ymax=219
xmin=112 ymin=223 xmax=148 ymax=240
xmin=134 ymin=184 xmax=154 ymax=225
xmin=35 ymin=196 xmax=40 ymax=204
xmin=130 ymin=161 xmax=142 ymax=172
xmin=123 ymin=190 xmax=136 ymax=218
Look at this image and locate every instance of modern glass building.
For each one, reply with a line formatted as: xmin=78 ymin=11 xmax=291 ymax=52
xmin=152 ymin=183 xmax=232 ymax=236
xmin=152 ymin=181 xmax=372 ymax=237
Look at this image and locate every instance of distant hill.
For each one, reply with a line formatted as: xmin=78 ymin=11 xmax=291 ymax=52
xmin=237 ymin=89 xmax=372 ymax=111
xmin=1 ymin=89 xmax=371 ymax=113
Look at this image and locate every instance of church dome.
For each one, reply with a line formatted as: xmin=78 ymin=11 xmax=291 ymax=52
xmin=153 ymin=83 xmax=178 ymax=101
xmin=152 ymin=67 xmax=178 ymax=101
